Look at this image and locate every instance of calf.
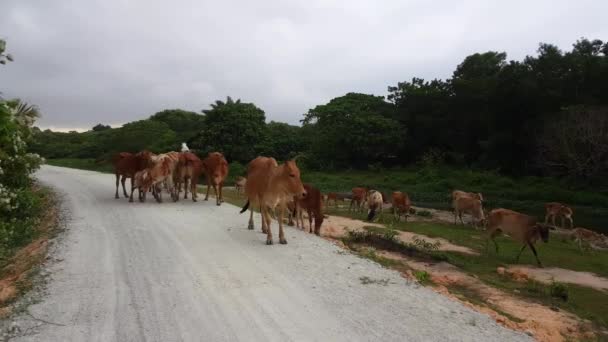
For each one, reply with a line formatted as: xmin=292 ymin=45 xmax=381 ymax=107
xmin=349 ymin=187 xmax=368 ymax=212
xmin=112 ymin=150 xmax=153 ymax=199
xmin=453 ymin=196 xmax=485 ymax=229
xmin=202 ymin=152 xmax=229 ymax=206
xmin=366 ymin=190 xmax=384 ymax=222
xmin=174 ymin=152 xmax=203 ymax=202
xmin=240 ymin=157 xmax=306 ymax=245
xmin=293 ymin=183 xmax=324 ymax=235
xmin=570 ymin=227 xmax=608 ymax=251
xmin=391 ymin=191 xmax=412 ymax=222
xmin=545 ymin=202 xmax=574 ymax=229
xmin=486 ymin=208 xmax=554 ymax=267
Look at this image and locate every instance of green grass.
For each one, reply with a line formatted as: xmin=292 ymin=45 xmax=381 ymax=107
xmin=46 ymin=158 xmax=113 ymax=173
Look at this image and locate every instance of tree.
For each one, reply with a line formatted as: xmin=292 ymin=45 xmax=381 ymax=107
xmin=148 ymin=109 xmax=205 ymax=142
xmin=190 ymin=97 xmax=268 ymax=163
xmin=265 ymin=121 xmax=306 ymax=161
xmin=92 ymin=123 xmax=111 ymax=131
xmin=0 ymin=39 xmax=14 ymax=65
xmin=537 ymin=106 xmax=608 ymax=182
xmin=302 ymin=93 xmax=402 ymax=169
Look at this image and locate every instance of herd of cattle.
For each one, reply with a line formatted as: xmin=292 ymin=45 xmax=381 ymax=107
xmin=112 ymin=145 xmax=607 ymax=265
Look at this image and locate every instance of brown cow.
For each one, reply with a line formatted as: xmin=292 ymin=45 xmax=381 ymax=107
xmin=112 ymin=150 xmax=154 ymax=199
xmin=349 ymin=187 xmax=368 ymax=212
xmin=202 ymin=152 xmax=229 ymax=206
xmin=240 ymin=157 xmax=306 ymax=245
xmin=391 ymin=191 xmax=412 ymax=222
xmin=452 ymin=190 xmax=484 ymax=202
xmin=138 ymin=152 xmax=180 ymax=203
xmin=544 ymin=202 xmax=574 ymax=229
xmin=570 ymin=227 xmax=608 ymax=251
xmin=453 ymin=196 xmax=485 ymax=229
xmin=486 ymin=208 xmax=554 ymax=267
xmin=174 ymin=152 xmax=203 ymax=202
xmin=293 ymin=183 xmax=324 ymax=235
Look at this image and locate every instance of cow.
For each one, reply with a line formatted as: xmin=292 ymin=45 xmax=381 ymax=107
xmin=570 ymin=227 xmax=608 ymax=251
xmin=391 ymin=191 xmax=412 ymax=222
xmin=240 ymin=157 xmax=306 ymax=245
xmin=453 ymin=196 xmax=485 ymax=229
xmin=325 ymin=192 xmax=351 ymax=207
xmin=201 ymin=152 xmax=229 ymax=206
xmin=545 ymin=202 xmax=574 ymax=229
xmin=452 ymin=190 xmax=484 ymax=203
xmin=138 ymin=152 xmax=180 ymax=203
xmin=349 ymin=187 xmax=368 ymax=212
xmin=174 ymin=152 xmax=203 ymax=202
xmin=486 ymin=208 xmax=554 ymax=267
xmin=235 ymin=176 xmax=246 ymax=195
xmin=366 ymin=190 xmax=384 ymax=222
xmin=112 ymin=150 xmax=154 ymax=199
xmin=292 ymin=183 xmax=324 ymax=235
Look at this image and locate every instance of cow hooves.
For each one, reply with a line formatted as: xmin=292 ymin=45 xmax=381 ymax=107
xmin=115 ymin=195 xmax=119 ymax=199
xmin=266 ymin=239 xmax=273 ymax=245
xmin=247 ymin=223 xmax=254 ymax=230
xmin=279 ymin=239 xmax=287 ymax=245
xmin=192 ymin=199 xmax=197 ymax=202
xmin=216 ymin=203 xmax=221 ymax=206
xmin=129 ymin=198 xmax=133 ymax=203
xmin=204 ymin=198 xmax=209 ymax=201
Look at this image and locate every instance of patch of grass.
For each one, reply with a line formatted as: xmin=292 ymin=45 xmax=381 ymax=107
xmin=413 ymin=270 xmax=431 ymax=284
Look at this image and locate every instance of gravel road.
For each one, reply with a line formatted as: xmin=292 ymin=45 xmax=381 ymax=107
xmin=8 ymin=166 xmax=531 ymax=341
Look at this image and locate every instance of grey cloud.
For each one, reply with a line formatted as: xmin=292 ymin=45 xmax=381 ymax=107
xmin=0 ymin=0 xmax=606 ymax=130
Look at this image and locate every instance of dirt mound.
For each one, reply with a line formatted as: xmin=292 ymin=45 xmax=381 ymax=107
xmin=509 ymin=266 xmax=608 ymax=291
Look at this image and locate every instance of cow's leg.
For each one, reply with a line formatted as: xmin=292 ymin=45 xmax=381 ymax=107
xmin=248 ymin=206 xmax=255 ymax=230
xmin=129 ymin=185 xmax=136 ymax=203
xmin=121 ymin=176 xmax=129 ymax=198
xmin=263 ymin=206 xmax=273 ymax=245
xmin=308 ymin=210 xmax=313 ymax=233
xmin=219 ymin=182 xmax=224 ymax=203
xmin=567 ymin=216 xmax=573 ymax=229
xmin=191 ymin=178 xmax=198 ymax=202
xmin=544 ymin=213 xmax=549 ymax=224
xmin=349 ymin=200 xmax=353 ymax=212
xmin=551 ymin=215 xmax=556 ymax=227
xmin=115 ymin=174 xmax=120 ymax=199
xmin=515 ymin=244 xmax=527 ymax=262
xmin=278 ymin=205 xmax=287 ymax=244
xmin=528 ymin=243 xmax=542 ymax=267
xmin=213 ymin=184 xmax=220 ymax=206
xmin=204 ymin=178 xmax=211 ymax=201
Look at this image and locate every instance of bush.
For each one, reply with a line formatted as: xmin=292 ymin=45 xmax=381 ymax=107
xmin=414 ymin=270 xmax=431 ymax=284
xmin=549 ymin=281 xmax=569 ymax=302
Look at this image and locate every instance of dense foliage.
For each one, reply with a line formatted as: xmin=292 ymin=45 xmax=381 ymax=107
xmin=1 ymin=39 xmax=45 ymax=255
xmin=32 ymin=38 xmax=608 ymax=184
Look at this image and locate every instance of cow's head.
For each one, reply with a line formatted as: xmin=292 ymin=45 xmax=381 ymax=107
xmin=535 ymin=223 xmax=555 ymax=243
xmin=283 ymin=160 xmax=306 ymax=199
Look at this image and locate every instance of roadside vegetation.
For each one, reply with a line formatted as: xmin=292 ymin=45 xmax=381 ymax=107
xmin=1 ymin=39 xmax=53 ymax=312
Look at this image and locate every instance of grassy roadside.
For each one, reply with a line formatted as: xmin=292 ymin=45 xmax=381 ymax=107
xmin=46 ymin=158 xmax=113 ymax=173
xmin=219 ymin=187 xmax=608 ymax=334
xmin=0 ymin=185 xmax=60 ymax=314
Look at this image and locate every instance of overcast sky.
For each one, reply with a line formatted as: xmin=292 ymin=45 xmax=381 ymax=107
xmin=1 ymin=0 xmax=606 ymax=131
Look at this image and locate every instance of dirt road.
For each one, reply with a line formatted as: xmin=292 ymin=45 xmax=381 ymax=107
xmin=9 ymin=166 xmax=530 ymax=341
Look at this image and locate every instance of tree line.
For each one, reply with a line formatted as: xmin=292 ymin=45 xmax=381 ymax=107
xmin=32 ymin=38 xmax=608 ymax=184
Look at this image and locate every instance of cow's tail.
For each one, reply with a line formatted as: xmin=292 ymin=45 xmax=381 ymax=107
xmin=367 ymin=207 xmax=376 ymax=222
xmin=240 ymin=200 xmax=250 ymax=214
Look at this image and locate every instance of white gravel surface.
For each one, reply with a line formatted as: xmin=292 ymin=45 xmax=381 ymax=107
xmin=8 ymin=166 xmax=531 ymax=341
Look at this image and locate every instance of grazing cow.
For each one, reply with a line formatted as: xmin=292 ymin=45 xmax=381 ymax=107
xmin=452 ymin=190 xmax=484 ymax=202
xmin=325 ymin=192 xmax=351 ymax=207
xmin=453 ymin=196 xmax=485 ymax=229
xmin=293 ymin=183 xmax=324 ymax=235
xmin=240 ymin=157 xmax=306 ymax=245
xmin=570 ymin=227 xmax=608 ymax=251
xmin=235 ymin=176 xmax=246 ymax=195
xmin=201 ymin=152 xmax=229 ymax=206
xmin=349 ymin=187 xmax=368 ymax=212
xmin=174 ymin=152 xmax=203 ymax=202
xmin=486 ymin=208 xmax=554 ymax=267
xmin=366 ymin=190 xmax=384 ymax=222
xmin=112 ymin=150 xmax=154 ymax=199
xmin=391 ymin=191 xmax=412 ymax=222
xmin=139 ymin=152 xmax=180 ymax=203
xmin=545 ymin=202 xmax=574 ymax=229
